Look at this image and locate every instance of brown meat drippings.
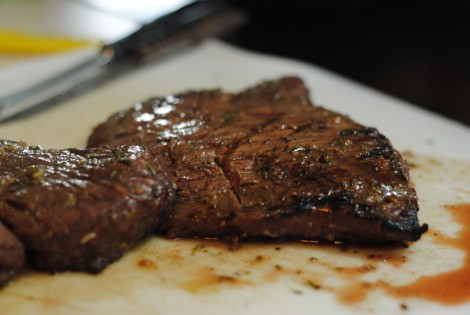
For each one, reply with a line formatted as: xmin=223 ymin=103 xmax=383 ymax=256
xmin=384 ymin=203 xmax=470 ymax=304
xmin=130 ymin=204 xmax=470 ymax=307
xmin=335 ymin=203 xmax=470 ymax=305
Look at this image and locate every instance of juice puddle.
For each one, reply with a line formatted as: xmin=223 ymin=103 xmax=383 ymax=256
xmin=385 ymin=203 xmax=470 ymax=305
xmin=128 ymin=204 xmax=470 ymax=306
xmin=337 ymin=203 xmax=470 ymax=305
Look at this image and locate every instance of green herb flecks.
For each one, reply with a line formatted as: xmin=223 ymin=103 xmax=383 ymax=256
xmin=220 ymin=110 xmax=239 ymax=123
xmin=24 ymin=165 xmax=46 ymax=184
xmin=67 ymin=193 xmax=77 ymax=206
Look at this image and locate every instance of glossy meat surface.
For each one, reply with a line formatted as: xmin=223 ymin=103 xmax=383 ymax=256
xmin=88 ymin=77 xmax=427 ymax=243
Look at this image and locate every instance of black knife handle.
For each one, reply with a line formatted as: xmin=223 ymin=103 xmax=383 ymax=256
xmin=104 ymin=0 xmax=238 ymax=61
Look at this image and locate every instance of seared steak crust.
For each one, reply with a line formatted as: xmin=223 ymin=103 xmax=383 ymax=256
xmin=89 ymin=77 xmax=427 ymax=243
xmin=0 ymin=140 xmax=173 ymax=274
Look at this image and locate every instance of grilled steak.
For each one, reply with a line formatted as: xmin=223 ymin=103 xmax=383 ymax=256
xmin=0 ymin=140 xmax=173 ymax=275
xmin=0 ymin=221 xmax=24 ymax=286
xmin=88 ymin=77 xmax=427 ymax=243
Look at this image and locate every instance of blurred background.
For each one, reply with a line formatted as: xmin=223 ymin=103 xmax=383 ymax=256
xmin=0 ymin=0 xmax=469 ymax=126
xmin=227 ymin=0 xmax=470 ymax=127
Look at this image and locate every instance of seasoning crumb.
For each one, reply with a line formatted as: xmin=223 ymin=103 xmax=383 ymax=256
xmin=217 ymin=275 xmax=237 ymax=283
xmin=305 ymin=280 xmax=321 ymax=290
xmin=67 ymin=193 xmax=76 ymax=206
xmin=400 ymin=303 xmax=408 ymax=310
xmin=80 ymin=232 xmax=97 ymax=244
xmin=138 ymin=259 xmax=158 ymax=269
xmin=274 ymin=264 xmax=283 ymax=270
xmin=191 ymin=243 xmax=205 ymax=255
xmin=292 ymin=289 xmax=303 ymax=295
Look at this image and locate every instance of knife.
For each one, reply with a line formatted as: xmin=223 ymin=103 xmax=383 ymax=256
xmin=0 ymin=0 xmax=245 ymax=122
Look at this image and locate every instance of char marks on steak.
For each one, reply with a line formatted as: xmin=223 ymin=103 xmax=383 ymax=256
xmin=0 ymin=140 xmax=173 ymax=277
xmin=88 ymin=77 xmax=427 ymax=243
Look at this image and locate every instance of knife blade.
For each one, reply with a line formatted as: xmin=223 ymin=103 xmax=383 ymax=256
xmin=0 ymin=0 xmax=245 ymax=122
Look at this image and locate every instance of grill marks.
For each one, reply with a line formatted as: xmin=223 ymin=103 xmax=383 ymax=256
xmin=88 ymin=77 xmax=427 ymax=243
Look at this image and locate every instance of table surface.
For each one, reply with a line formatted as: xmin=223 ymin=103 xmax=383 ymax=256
xmin=0 ymin=38 xmax=469 ymax=315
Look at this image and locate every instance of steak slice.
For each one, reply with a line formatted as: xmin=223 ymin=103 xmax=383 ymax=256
xmin=0 ymin=221 xmax=24 ymax=286
xmin=88 ymin=77 xmax=427 ymax=243
xmin=0 ymin=140 xmax=173 ymax=274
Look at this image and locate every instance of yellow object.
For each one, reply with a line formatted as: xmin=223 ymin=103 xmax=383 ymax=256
xmin=0 ymin=29 xmax=98 ymax=54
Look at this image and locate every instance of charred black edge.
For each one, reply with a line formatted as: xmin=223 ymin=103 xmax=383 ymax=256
xmin=289 ymin=194 xmax=427 ymax=241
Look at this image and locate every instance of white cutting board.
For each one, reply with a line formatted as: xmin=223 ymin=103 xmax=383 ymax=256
xmin=0 ymin=40 xmax=469 ymax=315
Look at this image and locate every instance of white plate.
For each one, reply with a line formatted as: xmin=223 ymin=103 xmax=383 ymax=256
xmin=0 ymin=40 xmax=470 ymax=315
